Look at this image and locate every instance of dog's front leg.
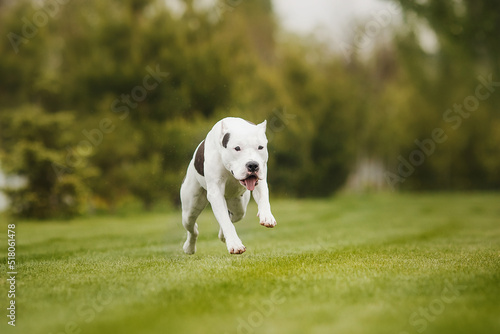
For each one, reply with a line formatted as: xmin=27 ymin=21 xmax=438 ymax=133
xmin=253 ymin=181 xmax=277 ymax=228
xmin=207 ymin=183 xmax=246 ymax=254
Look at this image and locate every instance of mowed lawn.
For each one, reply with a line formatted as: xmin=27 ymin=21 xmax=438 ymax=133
xmin=1 ymin=193 xmax=500 ymax=334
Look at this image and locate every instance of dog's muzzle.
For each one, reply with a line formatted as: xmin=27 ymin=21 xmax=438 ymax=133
xmin=238 ymin=161 xmax=260 ymax=191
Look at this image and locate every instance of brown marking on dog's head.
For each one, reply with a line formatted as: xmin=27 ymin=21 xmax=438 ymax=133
xmin=194 ymin=140 xmax=205 ymax=176
xmin=222 ymin=133 xmax=230 ymax=148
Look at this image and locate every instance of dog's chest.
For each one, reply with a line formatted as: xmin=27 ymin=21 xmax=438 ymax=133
xmin=224 ymin=177 xmax=247 ymax=199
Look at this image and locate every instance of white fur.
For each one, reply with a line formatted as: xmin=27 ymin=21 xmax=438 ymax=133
xmin=180 ymin=117 xmax=277 ymax=255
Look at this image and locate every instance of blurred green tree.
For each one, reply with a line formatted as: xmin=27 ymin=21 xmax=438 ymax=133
xmin=0 ymin=106 xmax=96 ymax=218
xmin=1 ymin=0 xmax=499 ymax=219
xmin=390 ymin=0 xmax=500 ymax=189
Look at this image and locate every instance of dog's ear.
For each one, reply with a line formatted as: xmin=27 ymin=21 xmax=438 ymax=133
xmin=221 ymin=121 xmax=230 ymax=148
xmin=221 ymin=120 xmax=228 ymax=135
xmin=257 ymin=120 xmax=267 ymax=133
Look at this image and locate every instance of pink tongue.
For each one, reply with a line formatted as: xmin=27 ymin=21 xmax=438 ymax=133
xmin=245 ymin=177 xmax=257 ymax=191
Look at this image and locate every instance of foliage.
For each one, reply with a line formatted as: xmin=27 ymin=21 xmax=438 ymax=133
xmin=389 ymin=0 xmax=500 ymax=189
xmin=0 ymin=106 xmax=94 ymax=218
xmin=0 ymin=0 xmax=499 ymax=218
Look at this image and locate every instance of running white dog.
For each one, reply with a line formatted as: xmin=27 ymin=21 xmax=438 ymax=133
xmin=180 ymin=117 xmax=277 ymax=254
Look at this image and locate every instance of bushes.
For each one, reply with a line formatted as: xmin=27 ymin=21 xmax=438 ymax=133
xmin=0 ymin=107 xmax=92 ymax=218
xmin=1 ymin=0 xmax=499 ymax=218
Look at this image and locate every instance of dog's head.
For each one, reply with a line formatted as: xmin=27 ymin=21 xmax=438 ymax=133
xmin=219 ymin=119 xmax=269 ymax=191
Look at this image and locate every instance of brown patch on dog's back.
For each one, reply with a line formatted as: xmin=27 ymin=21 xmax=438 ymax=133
xmin=194 ymin=140 xmax=205 ymax=176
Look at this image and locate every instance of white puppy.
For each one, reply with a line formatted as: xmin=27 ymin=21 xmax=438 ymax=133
xmin=180 ymin=117 xmax=277 ymax=254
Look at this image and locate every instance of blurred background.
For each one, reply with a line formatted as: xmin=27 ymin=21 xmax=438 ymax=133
xmin=0 ymin=0 xmax=499 ymax=219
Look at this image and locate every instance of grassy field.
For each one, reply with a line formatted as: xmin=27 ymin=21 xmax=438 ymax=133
xmin=1 ymin=193 xmax=499 ymax=334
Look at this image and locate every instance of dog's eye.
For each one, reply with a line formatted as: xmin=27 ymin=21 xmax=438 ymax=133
xmin=234 ymin=146 xmax=241 ymax=151
xmin=258 ymin=146 xmax=264 ymax=150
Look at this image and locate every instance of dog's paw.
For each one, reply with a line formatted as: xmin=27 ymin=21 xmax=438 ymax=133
xmin=183 ymin=240 xmax=196 ymax=255
xmin=259 ymin=211 xmax=277 ymax=228
xmin=226 ymin=238 xmax=246 ymax=254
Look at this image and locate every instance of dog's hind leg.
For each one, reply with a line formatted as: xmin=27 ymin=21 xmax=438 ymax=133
xmin=227 ymin=191 xmax=250 ymax=223
xmin=180 ymin=173 xmax=208 ymax=254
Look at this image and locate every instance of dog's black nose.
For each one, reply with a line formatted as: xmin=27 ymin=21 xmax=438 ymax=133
xmin=246 ymin=161 xmax=259 ymax=173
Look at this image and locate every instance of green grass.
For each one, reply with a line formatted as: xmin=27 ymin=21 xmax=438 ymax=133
xmin=1 ymin=193 xmax=500 ymax=334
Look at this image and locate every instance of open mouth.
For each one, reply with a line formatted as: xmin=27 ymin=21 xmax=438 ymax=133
xmin=239 ymin=175 xmax=259 ymax=191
